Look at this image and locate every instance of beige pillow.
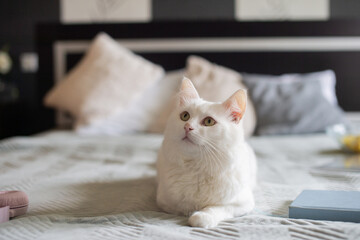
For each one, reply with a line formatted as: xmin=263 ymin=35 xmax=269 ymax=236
xmin=44 ymin=32 xmax=164 ymax=128
xmin=185 ymin=56 xmax=257 ymax=137
xmin=146 ymin=70 xmax=184 ymax=133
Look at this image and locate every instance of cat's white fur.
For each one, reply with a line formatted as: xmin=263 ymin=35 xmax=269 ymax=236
xmin=156 ymin=77 xmax=257 ymax=228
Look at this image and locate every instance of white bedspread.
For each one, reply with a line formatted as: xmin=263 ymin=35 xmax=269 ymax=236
xmin=0 ymin=131 xmax=359 ymax=239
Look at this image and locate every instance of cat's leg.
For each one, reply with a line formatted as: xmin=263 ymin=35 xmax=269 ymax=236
xmin=188 ymin=202 xmax=254 ymax=228
xmin=189 ymin=189 xmax=255 ymax=228
xmin=156 ymin=184 xmax=173 ymax=214
xmin=234 ymin=187 xmax=255 ymax=217
xmin=156 ymin=183 xmax=183 ymax=215
xmin=188 ymin=205 xmax=234 ymax=228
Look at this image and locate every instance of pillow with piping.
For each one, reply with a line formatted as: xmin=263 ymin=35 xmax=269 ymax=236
xmin=44 ymin=32 xmax=164 ymax=129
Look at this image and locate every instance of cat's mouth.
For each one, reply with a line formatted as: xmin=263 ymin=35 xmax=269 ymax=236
xmin=182 ymin=136 xmax=196 ymax=145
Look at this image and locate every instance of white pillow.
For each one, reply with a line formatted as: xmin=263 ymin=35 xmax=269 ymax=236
xmin=77 ymin=69 xmax=184 ymax=135
xmin=44 ymin=32 xmax=164 ymax=128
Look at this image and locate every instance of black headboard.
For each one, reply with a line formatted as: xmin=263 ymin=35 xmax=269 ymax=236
xmin=37 ymin=20 xmax=360 ymax=131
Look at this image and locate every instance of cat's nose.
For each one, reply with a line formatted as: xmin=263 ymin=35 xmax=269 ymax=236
xmin=184 ymin=123 xmax=194 ymax=132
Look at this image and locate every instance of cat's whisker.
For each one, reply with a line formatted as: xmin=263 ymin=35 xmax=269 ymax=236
xmin=190 ymin=135 xmax=221 ymax=161
xmin=203 ymin=146 xmax=220 ymax=175
xmin=190 ymin=133 xmax=225 ymax=173
xmin=192 ymin=133 xmax=221 ymax=150
xmin=191 ymin=133 xmax=227 ymax=158
xmin=202 ymin=147 xmax=215 ymax=174
xmin=200 ymin=140 xmax=227 ymax=171
xmin=201 ymin=137 xmax=226 ymax=153
xmin=198 ymin=145 xmax=214 ymax=172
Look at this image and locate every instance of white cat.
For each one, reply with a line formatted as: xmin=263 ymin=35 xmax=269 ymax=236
xmin=156 ymin=77 xmax=257 ymax=228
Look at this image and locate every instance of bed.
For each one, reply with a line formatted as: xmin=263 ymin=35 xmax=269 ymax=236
xmin=1 ymin=20 xmax=360 ymax=239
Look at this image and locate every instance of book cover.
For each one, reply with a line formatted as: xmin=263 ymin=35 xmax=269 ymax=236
xmin=289 ymin=190 xmax=360 ymax=223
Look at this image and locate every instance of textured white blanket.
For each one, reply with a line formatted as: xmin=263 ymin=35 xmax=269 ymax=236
xmin=0 ymin=131 xmax=359 ymax=239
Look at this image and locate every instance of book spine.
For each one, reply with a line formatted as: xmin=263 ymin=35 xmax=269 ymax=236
xmin=289 ymin=207 xmax=360 ymax=223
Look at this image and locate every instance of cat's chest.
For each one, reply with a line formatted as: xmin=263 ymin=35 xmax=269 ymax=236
xmin=172 ymin=160 xmax=239 ymax=194
xmin=180 ymin=155 xmax=230 ymax=177
xmin=172 ymin=167 xmax=240 ymax=210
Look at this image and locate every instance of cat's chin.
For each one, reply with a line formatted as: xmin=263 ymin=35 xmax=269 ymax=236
xmin=182 ymin=136 xmax=196 ymax=145
xmin=179 ymin=137 xmax=200 ymax=154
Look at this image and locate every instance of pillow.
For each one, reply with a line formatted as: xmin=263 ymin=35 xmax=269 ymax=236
xmin=146 ymin=70 xmax=184 ymax=133
xmin=242 ymin=71 xmax=346 ymax=135
xmin=243 ymin=70 xmax=338 ymax=106
xmin=77 ymin=69 xmax=184 ymax=135
xmin=185 ymin=56 xmax=257 ymax=138
xmin=44 ymin=32 xmax=164 ymax=128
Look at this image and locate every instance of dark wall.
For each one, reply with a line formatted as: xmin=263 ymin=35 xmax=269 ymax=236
xmin=1 ymin=0 xmax=360 ymax=137
xmin=0 ymin=0 xmax=59 ymax=136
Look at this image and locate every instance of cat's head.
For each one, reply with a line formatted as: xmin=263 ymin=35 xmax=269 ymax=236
xmin=164 ymin=77 xmax=247 ymax=156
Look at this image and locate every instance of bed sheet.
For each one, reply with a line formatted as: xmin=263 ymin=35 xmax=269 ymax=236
xmin=0 ymin=131 xmax=359 ymax=239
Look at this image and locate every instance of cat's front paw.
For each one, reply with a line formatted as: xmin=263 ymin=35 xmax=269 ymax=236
xmin=189 ymin=211 xmax=218 ymax=228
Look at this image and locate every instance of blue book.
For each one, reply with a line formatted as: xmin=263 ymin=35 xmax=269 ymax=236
xmin=289 ymin=190 xmax=360 ymax=223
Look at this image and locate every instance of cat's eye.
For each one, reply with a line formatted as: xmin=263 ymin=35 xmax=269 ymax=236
xmin=180 ymin=111 xmax=190 ymax=121
xmin=202 ymin=117 xmax=216 ymax=126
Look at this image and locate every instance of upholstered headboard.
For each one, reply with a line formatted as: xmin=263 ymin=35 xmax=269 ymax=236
xmin=37 ymin=20 xmax=360 ymax=130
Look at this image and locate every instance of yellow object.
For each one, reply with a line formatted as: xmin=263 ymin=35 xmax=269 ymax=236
xmin=344 ymin=155 xmax=360 ymax=168
xmin=342 ymin=135 xmax=360 ymax=152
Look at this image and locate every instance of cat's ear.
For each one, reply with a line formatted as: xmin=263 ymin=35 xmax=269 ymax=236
xmin=178 ymin=77 xmax=200 ymax=106
xmin=223 ymin=89 xmax=247 ymax=124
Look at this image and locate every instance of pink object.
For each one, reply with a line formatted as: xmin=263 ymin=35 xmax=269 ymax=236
xmin=0 ymin=206 xmax=9 ymax=223
xmin=0 ymin=191 xmax=28 ymax=223
xmin=184 ymin=123 xmax=194 ymax=133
